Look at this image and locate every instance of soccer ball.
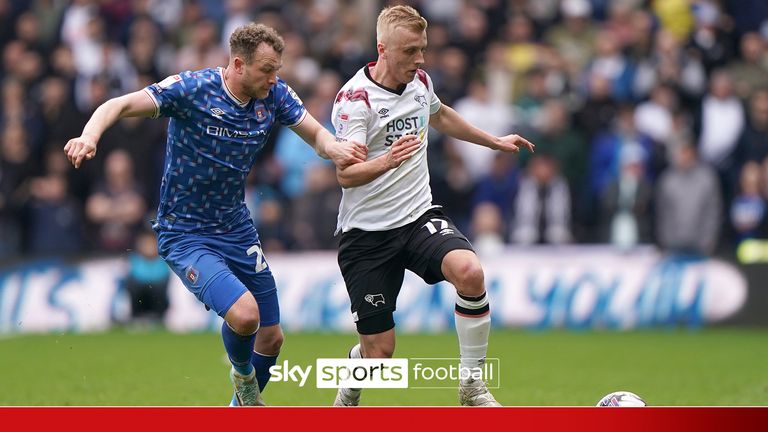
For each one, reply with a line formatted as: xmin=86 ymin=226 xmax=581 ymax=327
xmin=596 ymin=391 xmax=647 ymax=407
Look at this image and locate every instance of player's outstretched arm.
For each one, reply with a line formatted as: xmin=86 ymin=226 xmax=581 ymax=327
xmin=291 ymin=112 xmax=367 ymax=169
xmin=336 ymin=134 xmax=420 ymax=188
xmin=64 ymin=90 xmax=157 ymax=169
xmin=429 ymin=104 xmax=535 ymax=154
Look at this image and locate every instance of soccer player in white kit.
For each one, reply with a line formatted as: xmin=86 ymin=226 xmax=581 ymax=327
xmin=331 ymin=5 xmax=534 ymax=406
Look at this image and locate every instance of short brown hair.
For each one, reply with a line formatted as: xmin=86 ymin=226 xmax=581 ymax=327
xmin=376 ymin=5 xmax=428 ymax=43
xmin=229 ymin=23 xmax=285 ymax=64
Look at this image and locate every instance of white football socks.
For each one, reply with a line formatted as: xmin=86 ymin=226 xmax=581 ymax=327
xmin=454 ymin=291 xmax=490 ymax=383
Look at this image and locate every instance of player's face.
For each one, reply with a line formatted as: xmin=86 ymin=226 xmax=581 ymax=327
xmin=243 ymin=43 xmax=282 ymax=99
xmin=386 ymin=28 xmax=427 ymax=85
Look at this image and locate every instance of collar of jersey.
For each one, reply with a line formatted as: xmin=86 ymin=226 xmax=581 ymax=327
xmin=364 ymin=62 xmax=407 ymax=95
xmin=219 ymin=67 xmax=250 ymax=107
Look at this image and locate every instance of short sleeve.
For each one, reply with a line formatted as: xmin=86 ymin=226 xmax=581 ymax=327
xmin=143 ymin=71 xmax=200 ymax=119
xmin=331 ymin=88 xmax=370 ymax=146
xmin=424 ymin=72 xmax=442 ymax=115
xmin=275 ymin=79 xmax=307 ymax=127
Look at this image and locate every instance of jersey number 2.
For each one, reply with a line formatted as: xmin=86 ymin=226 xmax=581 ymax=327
xmin=247 ymin=244 xmax=268 ymax=273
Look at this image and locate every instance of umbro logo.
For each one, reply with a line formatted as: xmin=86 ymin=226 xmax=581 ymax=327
xmin=210 ymin=107 xmax=226 ymax=118
xmin=378 ymin=108 xmax=390 ymax=118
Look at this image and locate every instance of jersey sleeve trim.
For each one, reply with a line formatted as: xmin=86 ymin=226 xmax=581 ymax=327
xmin=430 ymin=101 xmax=443 ymax=116
xmin=142 ymin=87 xmax=160 ymax=119
xmin=285 ymin=108 xmax=308 ymax=128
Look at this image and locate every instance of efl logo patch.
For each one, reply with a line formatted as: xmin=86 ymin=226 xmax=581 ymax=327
xmin=335 ymin=112 xmax=349 ymax=135
xmin=185 ymin=266 xmax=199 ymax=284
xmin=155 ymin=74 xmax=181 ymax=92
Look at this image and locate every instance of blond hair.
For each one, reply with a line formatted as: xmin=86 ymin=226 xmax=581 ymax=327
xmin=376 ymin=5 xmax=428 ymax=43
xmin=229 ymin=23 xmax=284 ymax=64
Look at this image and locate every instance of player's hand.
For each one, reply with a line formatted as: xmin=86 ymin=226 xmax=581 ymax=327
xmin=386 ymin=134 xmax=421 ymax=169
xmin=64 ymin=135 xmax=98 ymax=169
xmin=328 ymin=138 xmax=368 ymax=169
xmin=494 ymin=134 xmax=535 ymax=154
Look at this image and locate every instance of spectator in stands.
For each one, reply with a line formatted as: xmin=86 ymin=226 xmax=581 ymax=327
xmin=524 ymin=98 xmax=586 ymax=195
xmin=0 ymin=123 xmax=33 ymax=258
xmin=25 ymin=147 xmax=84 ymax=255
xmin=85 ymin=149 xmax=146 ymax=252
xmin=583 ymin=29 xmax=635 ymax=102
xmin=634 ymin=84 xmax=678 ymax=146
xmin=511 ymin=154 xmax=572 ymax=245
xmin=695 ymin=69 xmax=745 ymax=206
xmin=599 ymin=144 xmax=654 ymax=249
xmin=727 ymin=32 xmax=768 ymax=100
xmin=175 ymin=18 xmax=228 ymax=72
xmin=273 ymin=95 xmax=332 ymax=199
xmin=289 ymin=164 xmax=342 ymax=250
xmin=469 ymin=202 xmax=505 ymax=256
xmin=124 ymin=226 xmax=170 ymax=327
xmin=589 ymin=104 xmax=654 ymax=209
xmin=730 ymin=161 xmax=766 ymax=242
xmin=544 ymin=0 xmax=597 ymax=82
xmin=656 ymin=143 xmax=721 ymax=255
xmin=472 ymin=153 xmax=519 ymax=235
xmin=739 ymin=88 xmax=768 ymax=164
xmin=452 ymin=78 xmax=515 ymax=183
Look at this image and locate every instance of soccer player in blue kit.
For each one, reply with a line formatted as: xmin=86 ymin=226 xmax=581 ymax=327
xmin=64 ymin=23 xmax=367 ymax=406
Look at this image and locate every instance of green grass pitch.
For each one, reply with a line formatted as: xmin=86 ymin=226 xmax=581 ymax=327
xmin=1 ymin=329 xmax=766 ymax=406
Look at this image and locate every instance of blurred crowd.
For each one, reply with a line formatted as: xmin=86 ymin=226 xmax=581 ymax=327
xmin=1 ymin=0 xmax=768 ymax=262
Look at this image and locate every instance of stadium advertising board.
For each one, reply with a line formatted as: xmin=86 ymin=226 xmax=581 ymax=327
xmin=0 ymin=247 xmax=747 ymax=334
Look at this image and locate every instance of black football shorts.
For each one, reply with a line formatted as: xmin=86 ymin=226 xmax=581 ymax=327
xmin=337 ymin=208 xmax=474 ymax=333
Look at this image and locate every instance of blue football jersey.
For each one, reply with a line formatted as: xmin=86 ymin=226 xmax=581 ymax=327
xmin=143 ymin=67 xmax=306 ymax=233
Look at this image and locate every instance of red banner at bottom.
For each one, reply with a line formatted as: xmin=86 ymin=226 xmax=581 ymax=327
xmin=1 ymin=407 xmax=766 ymax=431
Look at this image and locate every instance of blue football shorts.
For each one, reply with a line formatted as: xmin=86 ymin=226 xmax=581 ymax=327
xmin=156 ymin=221 xmax=280 ymax=326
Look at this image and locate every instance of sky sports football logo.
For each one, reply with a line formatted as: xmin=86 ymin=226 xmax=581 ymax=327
xmin=268 ymin=358 xmax=500 ymax=389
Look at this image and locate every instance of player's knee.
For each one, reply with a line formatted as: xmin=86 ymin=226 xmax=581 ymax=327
xmin=227 ymin=305 xmax=260 ymax=335
xmin=262 ymin=330 xmax=284 ymax=354
xmin=454 ymin=262 xmax=485 ymax=296
xmin=363 ymin=343 xmax=395 ymax=359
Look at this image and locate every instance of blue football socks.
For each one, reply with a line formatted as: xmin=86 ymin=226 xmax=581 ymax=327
xmin=251 ymin=351 xmax=278 ymax=392
xmin=221 ymin=321 xmax=256 ymax=376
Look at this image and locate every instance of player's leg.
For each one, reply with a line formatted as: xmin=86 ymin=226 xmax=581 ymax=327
xmin=222 ymin=291 xmax=260 ymax=376
xmin=359 ymin=328 xmax=396 ymax=359
xmin=404 ymin=209 xmax=499 ymax=406
xmin=252 ymin=324 xmax=283 ymax=392
xmin=333 ymin=326 xmax=396 ymax=407
xmin=226 ymin=222 xmax=283 ymax=399
xmin=441 ymin=249 xmax=489 ymax=370
xmin=441 ymin=250 xmax=499 ymax=406
xmin=335 ymin=228 xmax=404 ymax=406
xmin=157 ymin=230 xmax=263 ymax=406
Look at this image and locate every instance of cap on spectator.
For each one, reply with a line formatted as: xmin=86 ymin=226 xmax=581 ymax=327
xmin=561 ymin=0 xmax=592 ymax=18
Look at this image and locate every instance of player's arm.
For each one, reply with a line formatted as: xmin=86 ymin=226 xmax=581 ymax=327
xmin=335 ymin=134 xmax=421 ymax=188
xmin=64 ymin=90 xmax=156 ymax=168
xmin=429 ymin=104 xmax=535 ymax=154
xmin=290 ymin=112 xmax=367 ymax=169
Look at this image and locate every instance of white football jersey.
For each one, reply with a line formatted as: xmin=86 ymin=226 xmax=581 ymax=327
xmin=332 ymin=63 xmax=442 ymax=233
